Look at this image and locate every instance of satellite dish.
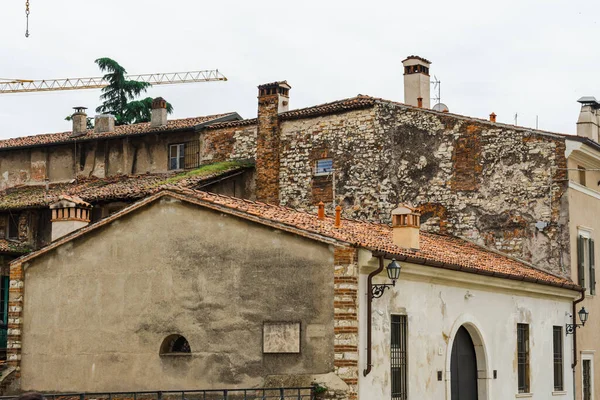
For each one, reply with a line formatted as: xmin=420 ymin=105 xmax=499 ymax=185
xmin=433 ymin=103 xmax=449 ymax=113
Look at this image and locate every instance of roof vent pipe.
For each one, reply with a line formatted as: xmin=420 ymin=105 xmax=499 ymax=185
xmin=335 ymin=205 xmax=342 ymax=228
xmin=317 ymin=202 xmax=325 ymax=220
xmin=490 ymin=112 xmax=497 ymax=123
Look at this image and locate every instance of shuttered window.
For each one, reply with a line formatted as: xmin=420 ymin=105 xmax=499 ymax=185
xmin=578 ymin=234 xmax=596 ymax=295
xmin=391 ymin=315 xmax=408 ymax=400
xmin=553 ymin=326 xmax=563 ymax=391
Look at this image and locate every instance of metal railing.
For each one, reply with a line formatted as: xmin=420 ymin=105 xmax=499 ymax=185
xmin=0 ymin=387 xmax=315 ymax=400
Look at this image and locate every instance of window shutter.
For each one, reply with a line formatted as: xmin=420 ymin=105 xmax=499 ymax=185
xmin=578 ymin=236 xmax=585 ymax=288
xmin=590 ymin=239 xmax=596 ymax=295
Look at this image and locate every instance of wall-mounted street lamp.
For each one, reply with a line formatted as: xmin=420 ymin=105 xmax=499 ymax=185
xmin=371 ymin=259 xmax=402 ymax=298
xmin=364 ymin=256 xmax=402 ymax=376
xmin=566 ymin=307 xmax=589 ymax=335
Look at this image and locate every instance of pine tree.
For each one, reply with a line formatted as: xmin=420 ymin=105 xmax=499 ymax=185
xmin=94 ymin=58 xmax=173 ymax=125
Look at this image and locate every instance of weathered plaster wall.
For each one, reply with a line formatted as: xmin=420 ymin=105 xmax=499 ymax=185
xmin=0 ymin=130 xmax=202 ymax=189
xmin=278 ymin=104 xmax=570 ymax=275
xmin=358 ymin=254 xmax=577 ymax=400
xmin=18 ymin=198 xmax=335 ymax=392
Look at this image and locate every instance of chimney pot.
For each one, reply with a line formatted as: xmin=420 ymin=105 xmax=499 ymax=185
xmin=150 ymin=97 xmax=168 ymax=128
xmin=50 ymin=195 xmax=92 ymax=241
xmin=71 ymin=106 xmax=88 ymax=137
xmin=335 ymin=205 xmax=342 ymax=228
xmin=391 ymin=204 xmax=420 ymax=249
xmin=94 ymin=114 xmax=115 ymax=134
xmin=490 ymin=112 xmax=497 ymax=123
xmin=417 ymin=97 xmax=423 ymax=108
xmin=317 ymin=201 xmax=325 ymax=220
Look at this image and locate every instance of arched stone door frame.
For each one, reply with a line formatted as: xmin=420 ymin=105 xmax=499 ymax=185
xmin=445 ymin=314 xmax=490 ymax=400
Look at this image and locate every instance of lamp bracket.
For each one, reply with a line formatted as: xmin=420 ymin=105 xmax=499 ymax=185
xmin=566 ymin=323 xmax=583 ymax=335
xmin=372 ymin=283 xmax=395 ymax=299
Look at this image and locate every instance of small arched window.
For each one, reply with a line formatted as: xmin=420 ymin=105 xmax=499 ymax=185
xmin=160 ymin=334 xmax=191 ymax=355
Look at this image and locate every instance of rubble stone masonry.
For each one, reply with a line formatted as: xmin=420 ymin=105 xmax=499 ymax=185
xmin=276 ymin=102 xmax=569 ymax=275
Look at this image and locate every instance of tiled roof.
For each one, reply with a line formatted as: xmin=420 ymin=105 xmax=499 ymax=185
xmin=172 ymin=190 xmax=577 ymax=289
xmin=280 ymin=95 xmax=376 ymax=120
xmin=205 ymin=118 xmax=258 ymax=130
xmin=0 ymin=239 xmax=29 ymax=254
xmin=402 ymin=55 xmax=432 ymax=64
xmin=17 ymin=188 xmax=577 ymax=291
xmin=0 ymin=113 xmax=238 ymax=150
xmin=0 ymin=161 xmax=252 ymax=211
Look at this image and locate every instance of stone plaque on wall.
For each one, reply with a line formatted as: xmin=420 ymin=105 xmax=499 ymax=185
xmin=263 ymin=322 xmax=301 ymax=354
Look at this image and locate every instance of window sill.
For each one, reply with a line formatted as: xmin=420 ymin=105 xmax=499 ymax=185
xmin=313 ymin=173 xmax=331 ymax=177
xmin=515 ymin=394 xmax=533 ymax=398
xmin=552 ymin=391 xmax=567 ymax=396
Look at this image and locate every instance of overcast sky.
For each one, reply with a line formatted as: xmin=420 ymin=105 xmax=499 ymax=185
xmin=0 ymin=0 xmax=598 ymax=139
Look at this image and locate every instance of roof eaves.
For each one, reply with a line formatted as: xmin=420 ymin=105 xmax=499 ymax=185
xmin=370 ymin=249 xmax=580 ymax=292
xmin=0 ymin=113 xmax=239 ymax=152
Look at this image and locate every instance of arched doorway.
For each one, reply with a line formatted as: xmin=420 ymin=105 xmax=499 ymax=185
xmin=451 ymin=326 xmax=478 ymax=400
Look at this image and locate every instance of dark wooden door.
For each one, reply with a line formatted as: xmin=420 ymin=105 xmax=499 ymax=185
xmin=451 ymin=326 xmax=478 ymax=400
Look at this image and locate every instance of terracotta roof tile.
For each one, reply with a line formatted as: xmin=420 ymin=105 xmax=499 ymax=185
xmin=0 ymin=113 xmax=237 ymax=150
xmin=167 ymin=189 xmax=576 ymax=290
xmin=279 ymin=95 xmax=375 ymax=120
xmin=15 ymin=187 xmax=577 ymax=291
xmin=0 ymin=161 xmax=252 ymax=210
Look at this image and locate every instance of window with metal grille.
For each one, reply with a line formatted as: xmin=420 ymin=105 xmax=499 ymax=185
xmin=315 ymin=159 xmax=333 ymax=175
xmin=391 ymin=315 xmax=407 ymax=400
xmin=553 ymin=326 xmax=563 ymax=391
xmin=169 ymin=144 xmax=185 ymax=170
xmin=517 ymin=323 xmax=530 ymax=393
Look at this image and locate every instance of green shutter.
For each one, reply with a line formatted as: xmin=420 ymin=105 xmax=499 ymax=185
xmin=578 ymin=236 xmax=585 ymax=288
xmin=590 ymin=239 xmax=596 ymax=295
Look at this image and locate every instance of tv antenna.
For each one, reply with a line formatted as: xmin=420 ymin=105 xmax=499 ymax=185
xmin=431 ymin=75 xmax=441 ymax=105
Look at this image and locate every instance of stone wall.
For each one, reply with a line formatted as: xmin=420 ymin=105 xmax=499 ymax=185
xmin=276 ymin=103 xmax=569 ymax=275
xmin=201 ymin=124 xmax=257 ymax=164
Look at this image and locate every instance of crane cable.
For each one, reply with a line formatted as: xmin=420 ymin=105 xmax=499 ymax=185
xmin=25 ymin=0 xmax=30 ymax=38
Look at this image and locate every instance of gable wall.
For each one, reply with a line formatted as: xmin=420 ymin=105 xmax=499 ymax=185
xmin=16 ymin=198 xmax=335 ymax=392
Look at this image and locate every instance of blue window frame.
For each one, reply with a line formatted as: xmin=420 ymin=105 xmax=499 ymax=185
xmin=315 ymin=159 xmax=333 ymax=175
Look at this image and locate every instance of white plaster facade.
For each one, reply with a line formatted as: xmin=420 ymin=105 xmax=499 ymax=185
xmin=357 ymin=251 xmax=578 ymax=400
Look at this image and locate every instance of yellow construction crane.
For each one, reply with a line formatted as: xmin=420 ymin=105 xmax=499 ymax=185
xmin=0 ymin=70 xmax=228 ymax=94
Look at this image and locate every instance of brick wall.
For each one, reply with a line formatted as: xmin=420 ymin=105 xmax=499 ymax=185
xmin=256 ymin=94 xmax=282 ymax=204
xmin=333 ymin=247 xmax=358 ymax=400
xmin=7 ymin=261 xmax=23 ymax=389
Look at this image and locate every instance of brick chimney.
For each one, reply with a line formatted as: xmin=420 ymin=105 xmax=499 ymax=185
xmin=577 ymin=97 xmax=600 ymax=142
xmin=71 ymin=107 xmax=88 ymax=137
xmin=50 ymin=195 xmax=92 ymax=241
xmin=94 ymin=114 xmax=115 ymax=134
xmin=151 ymin=97 xmax=168 ymax=128
xmin=255 ymin=81 xmax=291 ymax=204
xmin=391 ymin=204 xmax=420 ymax=250
xmin=402 ymin=56 xmax=431 ymax=109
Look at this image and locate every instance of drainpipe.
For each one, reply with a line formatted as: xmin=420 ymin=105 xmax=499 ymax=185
xmin=572 ymin=288 xmax=586 ymax=400
xmin=363 ymin=255 xmax=384 ymax=377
